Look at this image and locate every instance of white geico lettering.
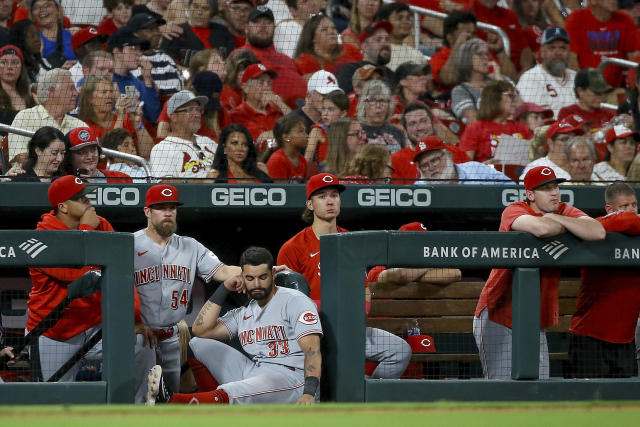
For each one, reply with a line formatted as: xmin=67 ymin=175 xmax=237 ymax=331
xmin=211 ymin=188 xmax=286 ymax=206
xmin=88 ymin=187 xmax=140 ymax=206
xmin=358 ymin=188 xmax=431 ymax=207
xmin=501 ymin=189 xmax=574 ymax=206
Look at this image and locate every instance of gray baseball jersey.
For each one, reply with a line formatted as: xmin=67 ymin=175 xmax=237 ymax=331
xmin=133 ymin=229 xmax=223 ymax=328
xmin=219 ymin=286 xmax=322 ymax=370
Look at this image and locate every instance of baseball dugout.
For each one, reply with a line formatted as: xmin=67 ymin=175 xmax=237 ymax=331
xmin=0 ymin=230 xmax=135 ymax=404
xmin=320 ymin=230 xmax=640 ymax=402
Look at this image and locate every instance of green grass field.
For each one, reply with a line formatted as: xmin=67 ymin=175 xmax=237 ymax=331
xmin=2 ymin=402 xmax=640 ymax=427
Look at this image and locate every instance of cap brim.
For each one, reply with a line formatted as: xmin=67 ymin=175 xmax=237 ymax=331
xmin=531 ymin=177 xmax=566 ymax=190
xmin=69 ymin=185 xmax=98 ymax=200
xmin=147 ymin=201 xmax=184 ymax=207
xmin=308 ymin=183 xmax=345 ymax=199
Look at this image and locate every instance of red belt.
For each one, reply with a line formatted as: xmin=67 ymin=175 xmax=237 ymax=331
xmin=152 ymin=327 xmax=175 ymax=341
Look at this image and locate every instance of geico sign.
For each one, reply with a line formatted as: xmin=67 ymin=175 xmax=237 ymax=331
xmin=211 ymin=188 xmax=286 ymax=206
xmin=358 ymin=188 xmax=431 ymax=207
xmin=501 ymin=189 xmax=574 ymax=207
xmin=87 ymin=187 xmax=140 ymax=206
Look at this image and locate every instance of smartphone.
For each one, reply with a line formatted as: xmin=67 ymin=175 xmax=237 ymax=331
xmin=125 ymin=85 xmax=137 ymax=112
xmin=76 ymin=168 xmax=89 ymax=178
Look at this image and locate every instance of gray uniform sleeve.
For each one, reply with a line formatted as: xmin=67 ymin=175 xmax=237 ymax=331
xmin=287 ymin=295 xmax=323 ymax=340
xmin=219 ymin=307 xmax=240 ymax=339
xmin=195 ymin=241 xmax=224 ymax=283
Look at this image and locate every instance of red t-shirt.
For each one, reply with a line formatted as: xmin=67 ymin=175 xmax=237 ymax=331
xmin=565 ymin=8 xmax=640 ymax=87
xmin=557 ymin=104 xmax=616 ymax=131
xmin=266 ymin=148 xmax=307 ymax=180
xmin=296 ymin=44 xmax=363 ymax=76
xmin=429 ymin=46 xmax=451 ymax=89
xmin=459 ymin=119 xmax=532 ymax=162
xmin=310 ymin=124 xmax=329 ymax=163
xmin=475 ymin=201 xmax=587 ymax=329
xmin=192 ymin=27 xmax=213 ymax=49
xmin=220 ymin=85 xmax=243 ymax=112
xmin=228 ymin=101 xmax=283 ymax=141
xmin=231 ymin=44 xmax=307 ymax=109
xmin=569 ymin=212 xmax=640 ymax=343
xmin=277 ymin=225 xmax=349 ymax=303
xmin=472 ymin=0 xmax=529 ymax=70
xmin=98 ymin=17 xmax=118 ymax=36
xmin=231 ymin=34 xmax=246 ymax=49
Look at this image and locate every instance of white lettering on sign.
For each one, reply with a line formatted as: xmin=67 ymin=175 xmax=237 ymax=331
xmin=501 ymin=189 xmax=574 ymax=206
xmin=88 ymin=188 xmax=140 ymax=206
xmin=424 ymin=246 xmax=540 ymax=259
xmin=0 ymin=246 xmax=16 ymax=257
xmin=614 ymin=248 xmax=640 ymax=259
xmin=211 ymin=188 xmax=286 ymax=206
xmin=358 ymin=188 xmax=431 ymax=207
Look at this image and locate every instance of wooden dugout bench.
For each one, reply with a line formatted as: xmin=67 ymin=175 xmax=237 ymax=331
xmin=367 ymin=279 xmax=581 ymax=378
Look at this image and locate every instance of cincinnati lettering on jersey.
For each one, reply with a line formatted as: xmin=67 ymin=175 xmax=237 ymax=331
xmin=134 ymin=264 xmax=192 ymax=286
xmin=239 ymin=324 xmax=287 ymax=346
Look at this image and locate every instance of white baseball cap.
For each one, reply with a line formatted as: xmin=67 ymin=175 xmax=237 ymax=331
xmin=307 ymin=70 xmax=343 ymax=95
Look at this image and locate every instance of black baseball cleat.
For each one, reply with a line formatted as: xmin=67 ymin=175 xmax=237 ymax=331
xmin=145 ymin=365 xmax=172 ymax=405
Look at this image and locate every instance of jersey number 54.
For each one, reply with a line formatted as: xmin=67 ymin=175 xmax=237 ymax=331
xmin=170 ymin=289 xmax=189 ymax=309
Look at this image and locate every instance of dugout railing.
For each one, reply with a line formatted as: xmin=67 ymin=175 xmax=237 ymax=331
xmin=0 ymin=230 xmax=134 ymax=404
xmin=321 ymin=230 xmax=640 ymax=402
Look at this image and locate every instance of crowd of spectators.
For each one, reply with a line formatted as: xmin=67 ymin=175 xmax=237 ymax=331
xmin=0 ymin=0 xmax=640 ymax=185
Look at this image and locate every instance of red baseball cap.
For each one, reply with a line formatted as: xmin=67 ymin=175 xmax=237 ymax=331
xmin=306 ymin=173 xmax=345 ymax=199
xmin=48 ymin=175 xmax=97 ymax=207
xmin=546 ymin=117 xmax=585 ymax=141
xmin=413 ymin=137 xmax=446 ymax=162
xmin=524 ymin=166 xmax=566 ymax=191
xmin=406 ymin=334 xmax=436 ymax=353
xmin=359 ymin=21 xmax=393 ymax=44
xmin=399 ymin=222 xmax=427 ymax=232
xmin=605 ymin=124 xmax=640 ymax=145
xmin=145 ymin=184 xmax=183 ymax=207
xmin=0 ymin=44 xmax=23 ymax=61
xmin=513 ymin=102 xmax=553 ymax=121
xmin=71 ymin=26 xmax=105 ymax=53
xmin=241 ymin=63 xmax=277 ymax=84
xmin=65 ymin=127 xmax=99 ymax=151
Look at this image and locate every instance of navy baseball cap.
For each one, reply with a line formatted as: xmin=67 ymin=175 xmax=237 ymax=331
xmin=191 ymin=71 xmax=222 ymax=112
xmin=107 ymin=27 xmax=150 ymax=52
xmin=128 ymin=13 xmax=166 ymax=32
xmin=248 ymin=5 xmax=274 ymax=22
xmin=541 ymin=26 xmax=570 ymax=45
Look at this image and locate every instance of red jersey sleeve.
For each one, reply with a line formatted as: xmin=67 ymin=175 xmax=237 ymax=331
xmin=158 ymin=101 xmax=170 ymax=124
xmin=296 ymin=53 xmax=321 ymax=76
xmin=366 ymin=266 xmax=386 ymax=284
xmin=599 ymin=212 xmax=640 ymax=234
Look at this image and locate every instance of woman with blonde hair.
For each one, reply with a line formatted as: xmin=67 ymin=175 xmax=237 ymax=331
xmin=322 ymin=117 xmax=367 ymax=175
xmin=341 ymin=143 xmax=393 ymax=184
xmin=357 ymin=79 xmax=405 ymax=154
xmin=77 ymin=74 xmax=154 ymax=158
xmin=341 ymin=0 xmax=382 ymax=46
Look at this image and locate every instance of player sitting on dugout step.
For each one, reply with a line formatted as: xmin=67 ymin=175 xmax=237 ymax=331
xmin=567 ymin=181 xmax=640 ymax=378
xmin=473 ymin=166 xmax=605 ymax=380
xmin=366 ymin=222 xmax=462 ymax=286
xmin=133 ymin=184 xmax=249 ymax=402
xmin=145 ymin=246 xmax=322 ymax=405
xmin=278 ymin=173 xmax=411 ymax=379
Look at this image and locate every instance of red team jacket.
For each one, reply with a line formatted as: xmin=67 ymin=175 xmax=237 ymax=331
xmin=569 ymin=212 xmax=640 ymax=343
xmin=27 ymin=212 xmax=141 ymax=340
xmin=475 ymin=201 xmax=586 ymax=329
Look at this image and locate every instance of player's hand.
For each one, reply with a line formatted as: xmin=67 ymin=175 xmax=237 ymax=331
xmin=0 ymin=346 xmax=15 ymax=361
xmin=296 ymin=394 xmax=315 ymax=405
xmin=224 ymin=275 xmax=246 ymax=294
xmin=80 ymin=206 xmax=100 ymax=229
xmin=273 ymin=264 xmax=289 ymax=274
xmin=135 ymin=323 xmax=158 ymax=348
xmin=487 ymin=32 xmax=503 ymax=53
xmin=160 ymin=22 xmax=184 ymax=40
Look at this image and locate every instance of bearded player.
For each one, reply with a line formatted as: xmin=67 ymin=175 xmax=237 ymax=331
xmin=473 ymin=166 xmax=605 ymax=379
xmin=277 ymin=173 xmax=411 ymax=379
xmin=134 ymin=184 xmax=242 ymax=402
xmin=146 ymin=246 xmax=322 ymax=405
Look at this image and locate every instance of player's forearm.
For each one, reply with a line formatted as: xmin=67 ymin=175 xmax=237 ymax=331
xmin=192 ymin=300 xmax=223 ymax=338
xmin=545 ymin=215 xmax=606 ymax=241
xmin=300 ymin=334 xmax=322 ymax=381
xmin=212 ymin=264 xmax=242 ymax=282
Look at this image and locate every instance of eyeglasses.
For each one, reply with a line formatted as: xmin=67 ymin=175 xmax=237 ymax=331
xmin=365 ymin=98 xmax=389 ymax=105
xmin=418 ymin=154 xmax=443 ymax=170
xmin=474 ymin=50 xmax=491 ymax=58
xmin=347 ymin=130 xmax=366 ymax=138
xmin=174 ymin=106 xmax=203 ymax=114
xmin=0 ymin=59 xmax=21 ymax=68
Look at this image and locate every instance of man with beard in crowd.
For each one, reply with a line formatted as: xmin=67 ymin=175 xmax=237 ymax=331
xmin=233 ymin=5 xmax=306 ymax=109
xmin=516 ymin=27 xmax=577 ymax=119
xmin=336 ymin=21 xmax=395 ymax=94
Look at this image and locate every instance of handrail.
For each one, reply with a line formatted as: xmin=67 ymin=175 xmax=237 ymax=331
xmin=598 ymin=56 xmax=638 ymax=73
xmin=381 ymin=0 xmax=511 ymax=57
xmin=0 ymin=123 xmax=154 ymax=182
